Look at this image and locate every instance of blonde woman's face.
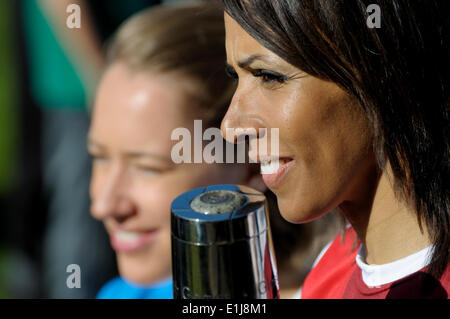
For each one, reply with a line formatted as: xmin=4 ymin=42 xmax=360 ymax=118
xmin=89 ymin=63 xmax=249 ymax=285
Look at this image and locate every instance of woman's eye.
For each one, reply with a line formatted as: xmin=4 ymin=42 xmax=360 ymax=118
xmin=253 ymin=70 xmax=288 ymax=84
xmin=225 ymin=65 xmax=239 ymax=83
xmin=135 ymin=165 xmax=160 ymax=176
xmin=91 ymin=154 xmax=109 ymax=162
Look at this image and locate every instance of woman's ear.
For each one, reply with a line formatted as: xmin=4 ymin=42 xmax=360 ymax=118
xmin=245 ymin=163 xmax=267 ymax=193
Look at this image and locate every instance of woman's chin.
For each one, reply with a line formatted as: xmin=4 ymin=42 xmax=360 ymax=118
xmin=117 ymin=255 xmax=170 ymax=285
xmin=277 ymin=195 xmax=329 ymax=224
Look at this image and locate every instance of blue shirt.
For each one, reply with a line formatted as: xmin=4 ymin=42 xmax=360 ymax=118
xmin=96 ymin=277 xmax=173 ymax=299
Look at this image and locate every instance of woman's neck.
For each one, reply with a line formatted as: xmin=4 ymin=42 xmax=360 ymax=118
xmin=341 ymin=166 xmax=431 ymax=265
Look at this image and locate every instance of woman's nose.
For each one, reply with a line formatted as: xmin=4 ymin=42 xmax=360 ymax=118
xmin=220 ymin=90 xmax=266 ymax=145
xmin=90 ymin=168 xmax=135 ymax=221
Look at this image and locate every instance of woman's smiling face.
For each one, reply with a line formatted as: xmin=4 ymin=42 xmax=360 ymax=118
xmin=222 ymin=14 xmax=377 ymax=223
xmin=89 ymin=62 xmax=250 ymax=284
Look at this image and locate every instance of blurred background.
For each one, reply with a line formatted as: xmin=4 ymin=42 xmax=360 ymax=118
xmin=0 ymin=0 xmax=186 ymax=298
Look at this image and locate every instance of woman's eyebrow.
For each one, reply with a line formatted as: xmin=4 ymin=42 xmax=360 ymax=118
xmin=87 ymin=139 xmax=173 ymax=163
xmin=124 ymin=151 xmax=173 ymax=163
xmin=237 ymin=54 xmax=265 ymax=68
xmin=87 ymin=138 xmax=105 ymax=150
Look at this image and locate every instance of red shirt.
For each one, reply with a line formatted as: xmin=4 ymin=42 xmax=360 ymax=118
xmin=301 ymin=227 xmax=450 ymax=299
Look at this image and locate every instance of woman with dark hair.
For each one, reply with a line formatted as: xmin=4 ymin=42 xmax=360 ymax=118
xmin=88 ymin=1 xmax=338 ymax=299
xmin=220 ymin=0 xmax=449 ymax=298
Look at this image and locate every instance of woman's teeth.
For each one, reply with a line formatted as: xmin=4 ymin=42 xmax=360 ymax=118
xmin=116 ymin=231 xmax=140 ymax=243
xmin=260 ymin=159 xmax=290 ymax=174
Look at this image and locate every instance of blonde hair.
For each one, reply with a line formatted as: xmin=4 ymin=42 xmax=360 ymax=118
xmin=106 ymin=0 xmax=236 ymax=127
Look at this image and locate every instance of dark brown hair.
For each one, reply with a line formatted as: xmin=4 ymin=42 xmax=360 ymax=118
xmin=222 ymin=0 xmax=449 ymax=277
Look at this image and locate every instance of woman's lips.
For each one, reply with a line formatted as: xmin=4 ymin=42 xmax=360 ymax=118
xmin=261 ymin=158 xmax=294 ymax=189
xmin=110 ymin=229 xmax=158 ymax=253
